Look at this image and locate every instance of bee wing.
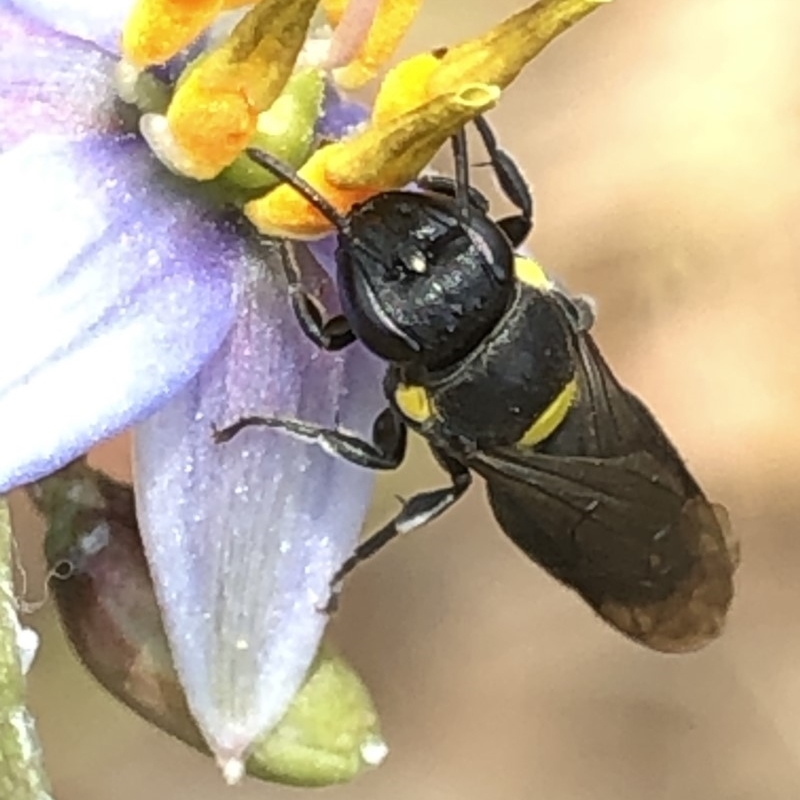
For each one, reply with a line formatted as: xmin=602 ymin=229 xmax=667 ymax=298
xmin=473 ymin=332 xmax=738 ymax=652
xmin=540 ymin=326 xmax=690 ymax=462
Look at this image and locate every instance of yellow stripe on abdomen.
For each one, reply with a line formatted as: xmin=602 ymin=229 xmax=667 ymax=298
xmin=518 ymin=378 xmax=577 ymax=447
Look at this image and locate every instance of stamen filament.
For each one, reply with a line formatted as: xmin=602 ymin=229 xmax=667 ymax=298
xmin=323 ymin=0 xmax=425 ymax=89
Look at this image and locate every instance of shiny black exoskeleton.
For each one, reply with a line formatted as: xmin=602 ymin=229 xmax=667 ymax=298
xmin=217 ymin=117 xmax=738 ymax=652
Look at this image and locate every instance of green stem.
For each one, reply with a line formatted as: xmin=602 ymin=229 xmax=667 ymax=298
xmin=0 ymin=498 xmax=52 ymax=799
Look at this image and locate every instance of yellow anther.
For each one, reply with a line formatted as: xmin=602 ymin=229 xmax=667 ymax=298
xmin=163 ymin=0 xmax=319 ymax=179
xmin=247 ymin=0 xmax=612 ymax=235
xmin=122 ymin=0 xmax=253 ymax=68
xmin=220 ymin=69 xmax=325 ymax=191
xmin=246 ymin=82 xmax=498 ymax=237
xmin=323 ymin=0 xmax=610 ymax=192
xmin=325 ymin=83 xmax=500 ymax=189
xmin=370 ymin=52 xmax=440 ymax=127
xmin=428 ymin=0 xmax=612 ymax=97
xmin=245 ymin=146 xmax=377 ymax=238
xmin=321 ymin=0 xmax=355 ymax=24
xmin=323 ymin=0 xmax=424 ymax=89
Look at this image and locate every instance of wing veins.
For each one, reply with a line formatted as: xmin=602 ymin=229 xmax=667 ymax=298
xmin=477 ymin=449 xmax=683 ymax=545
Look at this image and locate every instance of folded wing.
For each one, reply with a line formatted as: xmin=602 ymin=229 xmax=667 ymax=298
xmin=474 ymin=330 xmax=738 ymax=652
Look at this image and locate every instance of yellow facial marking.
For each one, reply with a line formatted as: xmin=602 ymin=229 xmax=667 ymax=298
xmin=514 ymin=256 xmax=553 ymax=290
xmin=518 ymin=379 xmax=577 ymax=447
xmin=394 ymin=384 xmax=435 ymax=425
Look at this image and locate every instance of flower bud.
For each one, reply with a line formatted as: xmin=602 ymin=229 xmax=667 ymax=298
xmin=30 ymin=461 xmax=386 ymax=786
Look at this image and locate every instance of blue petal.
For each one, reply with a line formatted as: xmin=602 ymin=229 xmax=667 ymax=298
xmin=8 ymin=0 xmax=129 ymax=55
xmin=0 ymin=2 xmax=121 ymax=152
xmin=317 ymin=83 xmax=369 ymax=141
xmin=0 ymin=134 xmax=242 ymax=492
xmin=133 ymin=240 xmax=385 ymax=773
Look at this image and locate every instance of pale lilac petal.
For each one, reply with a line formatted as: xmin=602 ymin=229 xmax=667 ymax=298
xmin=10 ymin=0 xmax=129 ymax=55
xmin=0 ymin=2 xmax=122 ymax=151
xmin=306 ymin=235 xmax=338 ymax=271
xmin=0 ymin=135 xmax=241 ymax=491
xmin=133 ymin=241 xmax=384 ymax=771
xmin=316 ymin=84 xmax=368 ymax=141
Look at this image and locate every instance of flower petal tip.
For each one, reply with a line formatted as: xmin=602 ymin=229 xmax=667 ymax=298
xmin=219 ymin=755 xmax=246 ymax=786
xmin=15 ymin=621 xmax=40 ymax=675
xmin=38 ymin=459 xmax=384 ymax=786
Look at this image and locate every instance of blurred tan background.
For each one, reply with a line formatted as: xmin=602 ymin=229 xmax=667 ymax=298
xmin=12 ymin=0 xmax=800 ymax=797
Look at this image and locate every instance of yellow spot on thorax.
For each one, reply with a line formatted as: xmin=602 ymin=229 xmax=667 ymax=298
xmin=514 ymin=256 xmax=553 ymax=290
xmin=518 ymin=378 xmax=577 ymax=447
xmin=394 ymin=383 xmax=434 ymax=424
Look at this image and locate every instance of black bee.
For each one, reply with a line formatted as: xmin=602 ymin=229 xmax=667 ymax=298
xmin=216 ymin=117 xmax=738 ymax=652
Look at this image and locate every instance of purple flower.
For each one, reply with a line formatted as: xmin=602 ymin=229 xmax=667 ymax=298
xmin=1 ymin=0 xmax=384 ymax=775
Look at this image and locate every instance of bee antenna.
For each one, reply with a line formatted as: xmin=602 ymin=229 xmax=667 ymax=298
xmin=245 ymin=148 xmax=349 ymax=234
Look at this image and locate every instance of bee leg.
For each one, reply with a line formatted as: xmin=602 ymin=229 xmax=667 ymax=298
xmin=214 ymin=406 xmax=410 ymax=612
xmin=451 ymin=124 xmax=472 ymax=219
xmin=214 ymin=406 xmax=407 ymax=470
xmin=330 ymin=449 xmax=472 ymax=591
xmin=279 ymin=241 xmax=356 ymax=351
xmin=473 ymin=115 xmax=533 ymax=247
